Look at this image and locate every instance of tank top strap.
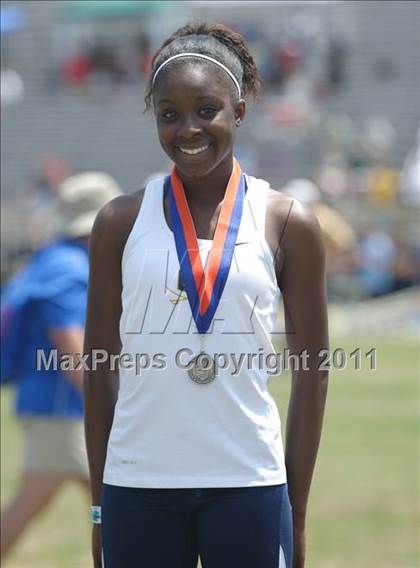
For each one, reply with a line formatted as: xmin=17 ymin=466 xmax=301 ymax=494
xmin=122 ymin=176 xmax=168 ymax=263
xmin=142 ymin=176 xmax=167 ymax=225
xmin=239 ymin=174 xmax=270 ymax=241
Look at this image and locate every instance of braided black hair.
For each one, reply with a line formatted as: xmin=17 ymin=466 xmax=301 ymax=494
xmin=144 ymin=22 xmax=261 ymax=111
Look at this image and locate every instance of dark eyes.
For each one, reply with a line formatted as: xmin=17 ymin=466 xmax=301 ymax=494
xmin=199 ymin=106 xmax=218 ymax=117
xmin=161 ymin=107 xmax=218 ymax=121
xmin=161 ymin=110 xmax=177 ymax=120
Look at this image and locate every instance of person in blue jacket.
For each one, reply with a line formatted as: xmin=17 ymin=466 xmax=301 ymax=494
xmin=0 ymin=172 xmax=121 ymax=559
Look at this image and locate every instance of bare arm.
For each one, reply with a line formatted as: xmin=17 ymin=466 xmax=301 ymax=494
xmin=83 ymin=193 xmax=141 ymax=506
xmin=276 ymin=199 xmax=329 ymax=567
xmin=84 ymin=193 xmax=141 ymax=568
xmin=49 ymin=327 xmax=84 ymax=392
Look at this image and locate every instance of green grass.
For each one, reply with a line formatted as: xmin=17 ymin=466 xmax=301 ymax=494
xmin=1 ymin=339 xmax=419 ymax=567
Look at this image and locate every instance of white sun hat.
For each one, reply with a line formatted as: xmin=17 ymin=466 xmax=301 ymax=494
xmin=57 ymin=172 xmax=122 ymax=237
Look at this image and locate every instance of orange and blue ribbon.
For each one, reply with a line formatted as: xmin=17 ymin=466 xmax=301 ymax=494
xmin=167 ymin=158 xmax=245 ymax=333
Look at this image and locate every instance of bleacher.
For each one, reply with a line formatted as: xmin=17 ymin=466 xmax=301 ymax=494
xmin=1 ymin=0 xmax=419 ymax=274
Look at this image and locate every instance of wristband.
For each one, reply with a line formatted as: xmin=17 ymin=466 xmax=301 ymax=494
xmin=91 ymin=505 xmax=102 ymax=524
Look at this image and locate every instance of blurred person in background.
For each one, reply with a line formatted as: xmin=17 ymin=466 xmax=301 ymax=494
xmin=61 ymin=49 xmax=92 ymax=92
xmin=14 ymin=156 xmax=73 ymax=250
xmin=0 ymin=66 xmax=24 ymax=107
xmin=283 ymin=178 xmax=359 ymax=301
xmin=392 ymin=240 xmax=420 ymax=292
xmin=0 ymin=172 xmax=122 ymax=560
xmin=283 ymin=178 xmax=357 ymax=272
xmin=401 ymin=126 xmax=420 ymax=207
xmin=357 ymin=228 xmax=397 ymax=298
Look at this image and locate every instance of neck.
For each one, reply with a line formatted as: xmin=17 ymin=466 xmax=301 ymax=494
xmin=177 ymin=156 xmax=234 ymax=206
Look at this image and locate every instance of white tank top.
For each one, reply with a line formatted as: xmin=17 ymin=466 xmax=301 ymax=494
xmin=103 ymin=174 xmax=287 ymax=488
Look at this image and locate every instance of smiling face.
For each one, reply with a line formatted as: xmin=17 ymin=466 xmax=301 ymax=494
xmin=153 ymin=62 xmax=245 ymax=180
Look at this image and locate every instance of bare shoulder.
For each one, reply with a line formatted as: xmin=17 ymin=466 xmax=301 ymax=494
xmin=267 ymin=188 xmax=323 ymax=250
xmin=91 ymin=189 xmax=145 ymax=254
xmin=265 ymin=188 xmax=324 ymax=282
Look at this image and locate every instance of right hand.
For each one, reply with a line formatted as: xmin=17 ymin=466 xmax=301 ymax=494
xmin=92 ymin=524 xmax=102 ymax=568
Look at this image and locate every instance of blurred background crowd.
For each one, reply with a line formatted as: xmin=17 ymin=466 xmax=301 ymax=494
xmin=1 ymin=0 xmax=419 ymax=307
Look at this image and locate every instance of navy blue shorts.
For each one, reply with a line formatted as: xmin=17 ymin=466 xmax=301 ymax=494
xmin=101 ymin=483 xmax=293 ymax=568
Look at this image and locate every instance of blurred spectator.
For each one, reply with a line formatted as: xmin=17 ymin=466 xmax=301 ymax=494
xmin=317 ymin=164 xmax=349 ymax=197
xmin=0 ymin=172 xmax=122 ymax=559
xmin=88 ymin=42 xmax=124 ymax=89
xmin=366 ymin=167 xmax=400 ymax=204
xmin=392 ymin=241 xmax=420 ymax=292
xmin=357 ymin=230 xmax=397 ymax=298
xmin=326 ymin=38 xmax=347 ymax=89
xmin=276 ymin=39 xmax=304 ymax=78
xmin=284 ymin=178 xmax=362 ymax=301
xmin=401 ymin=127 xmax=420 ymax=206
xmin=284 ymin=178 xmax=357 ymax=271
xmin=61 ymin=50 xmax=91 ymax=91
xmin=15 ymin=156 xmax=72 ymax=250
xmin=363 ymin=116 xmax=396 ymax=165
xmin=0 ymin=67 xmax=24 ymax=106
xmin=137 ymin=35 xmax=152 ymax=77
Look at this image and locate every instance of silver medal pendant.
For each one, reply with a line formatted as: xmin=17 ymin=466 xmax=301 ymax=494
xmin=188 ymin=351 xmax=216 ymax=384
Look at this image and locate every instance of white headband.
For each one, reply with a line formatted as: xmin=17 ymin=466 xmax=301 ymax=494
xmin=151 ymin=52 xmax=241 ymax=97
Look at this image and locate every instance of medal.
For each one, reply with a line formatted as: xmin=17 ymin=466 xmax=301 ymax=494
xmin=187 ymin=335 xmax=216 ymax=384
xmin=167 ymin=158 xmax=245 ymax=383
xmin=188 ymin=351 xmax=216 ymax=384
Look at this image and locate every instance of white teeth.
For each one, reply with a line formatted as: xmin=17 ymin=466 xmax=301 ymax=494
xmin=178 ymin=144 xmax=209 ymax=155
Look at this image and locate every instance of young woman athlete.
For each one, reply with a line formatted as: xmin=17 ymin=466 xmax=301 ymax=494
xmin=84 ymin=23 xmax=329 ymax=568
